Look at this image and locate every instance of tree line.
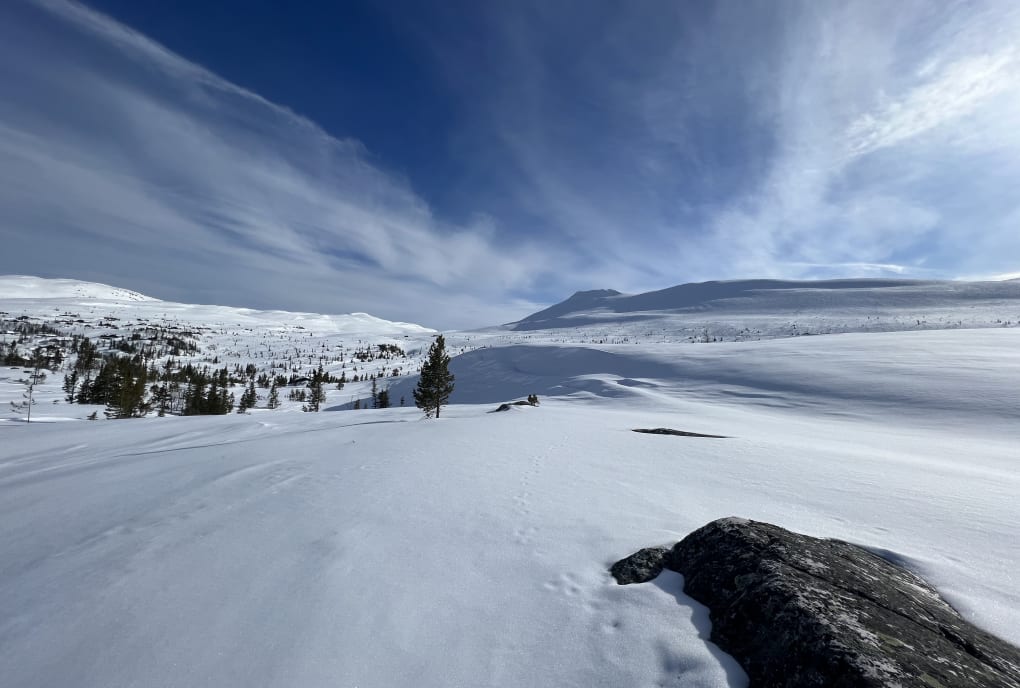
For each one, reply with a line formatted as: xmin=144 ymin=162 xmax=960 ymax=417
xmin=8 ymin=325 xmax=457 ymax=421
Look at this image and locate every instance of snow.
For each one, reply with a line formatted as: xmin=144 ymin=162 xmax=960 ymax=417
xmin=1 ymin=407 xmax=745 ymax=687
xmin=0 ymin=275 xmax=156 ymax=302
xmin=0 ymin=275 xmax=433 ymax=340
xmin=422 ymin=329 xmax=1020 ymax=427
xmin=1 ymin=277 xmax=1020 ymax=687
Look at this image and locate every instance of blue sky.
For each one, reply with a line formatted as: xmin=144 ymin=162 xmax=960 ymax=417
xmin=1 ymin=0 xmax=1018 ymax=328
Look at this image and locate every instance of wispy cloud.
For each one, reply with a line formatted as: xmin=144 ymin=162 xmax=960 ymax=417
xmin=845 ymin=50 xmax=1016 ymax=158
xmin=0 ymin=0 xmax=552 ymax=327
xmin=404 ymin=0 xmax=1020 ymax=290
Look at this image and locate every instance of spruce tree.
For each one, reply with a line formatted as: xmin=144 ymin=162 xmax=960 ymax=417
xmin=104 ymin=356 xmax=149 ymax=419
xmin=413 ymin=334 xmax=455 ymax=418
xmin=305 ymin=365 xmax=327 ymax=412
xmin=151 ymin=383 xmax=170 ymax=416
xmin=237 ymin=379 xmax=257 ymax=413
xmin=63 ymin=370 xmax=79 ymax=403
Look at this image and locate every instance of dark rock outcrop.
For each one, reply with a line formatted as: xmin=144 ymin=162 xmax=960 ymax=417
xmin=632 ymin=428 xmax=727 ymax=438
xmin=612 ymin=518 xmax=1020 ymax=687
xmin=609 ymin=546 xmax=670 ymax=585
xmin=491 ymin=400 xmax=536 ymax=413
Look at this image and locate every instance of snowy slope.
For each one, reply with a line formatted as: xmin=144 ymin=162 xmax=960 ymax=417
xmin=2 ymin=327 xmax=1019 ymax=687
xmin=406 ymin=329 xmax=1020 ymax=427
xmin=0 ymin=275 xmax=156 ymax=302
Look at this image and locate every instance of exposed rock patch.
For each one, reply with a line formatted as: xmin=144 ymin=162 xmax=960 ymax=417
xmin=492 ymin=396 xmax=540 ymax=413
xmin=632 ymin=427 xmax=727 ymax=438
xmin=608 ymin=546 xmax=670 ymax=585
xmin=612 ymin=518 xmax=1020 ymax=687
xmin=492 ymin=400 xmax=536 ymax=413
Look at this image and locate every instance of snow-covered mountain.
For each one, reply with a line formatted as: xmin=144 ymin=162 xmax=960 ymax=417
xmin=507 ymin=278 xmax=1020 ymax=339
xmin=0 ymin=275 xmax=157 ymax=301
xmin=2 ymin=275 xmax=1019 ymax=687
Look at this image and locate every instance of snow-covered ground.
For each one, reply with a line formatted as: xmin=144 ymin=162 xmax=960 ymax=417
xmin=2 ymin=277 xmax=1019 ymax=687
xmin=0 ymin=276 xmax=439 ymax=421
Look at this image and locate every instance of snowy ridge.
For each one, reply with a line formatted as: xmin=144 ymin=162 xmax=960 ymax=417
xmin=0 ymin=275 xmax=157 ymax=302
xmin=0 ymin=275 xmax=435 ymax=339
xmin=508 ymin=278 xmax=1020 ymax=336
xmin=516 ymin=288 xmax=624 ymax=323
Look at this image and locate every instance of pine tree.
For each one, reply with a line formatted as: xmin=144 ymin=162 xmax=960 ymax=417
xmin=267 ymin=381 xmax=280 ymax=409
xmin=377 ymin=387 xmax=390 ymax=409
xmin=237 ymin=379 xmax=257 ymax=413
xmin=151 ymin=383 xmax=170 ymax=417
xmin=104 ymin=356 xmax=150 ymax=419
xmin=305 ymin=365 xmax=327 ymax=412
xmin=62 ymin=370 xmax=79 ymax=403
xmin=413 ymin=334 xmax=455 ymax=418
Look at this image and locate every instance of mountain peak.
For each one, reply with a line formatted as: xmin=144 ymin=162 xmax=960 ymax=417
xmin=510 ymin=288 xmax=624 ymax=326
xmin=569 ymin=289 xmax=622 ymax=299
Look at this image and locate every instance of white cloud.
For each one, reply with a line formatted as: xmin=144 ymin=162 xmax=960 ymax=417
xmin=845 ymin=50 xmax=1017 ymax=158
xmin=402 ymin=2 xmax=1013 ymax=293
xmin=0 ymin=0 xmax=553 ymax=328
xmin=686 ymin=2 xmax=1020 ymax=284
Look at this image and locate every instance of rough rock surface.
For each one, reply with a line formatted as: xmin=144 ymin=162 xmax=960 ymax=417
xmin=632 ymin=427 xmax=727 ymax=438
xmin=612 ymin=517 xmax=1020 ymax=687
xmin=492 ymin=400 xmax=532 ymax=412
xmin=608 ymin=546 xmax=670 ymax=585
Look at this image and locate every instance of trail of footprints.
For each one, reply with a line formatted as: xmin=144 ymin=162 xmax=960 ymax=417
xmin=511 ymin=453 xmax=544 ymax=544
xmin=512 ymin=443 xmax=632 ymax=665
